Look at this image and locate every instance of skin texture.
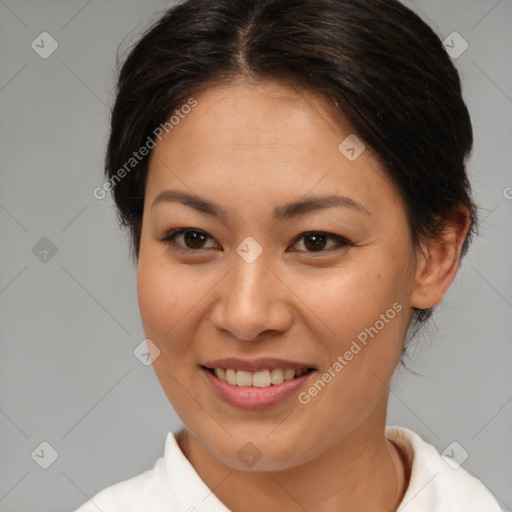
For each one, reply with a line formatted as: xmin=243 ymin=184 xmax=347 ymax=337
xmin=136 ymin=79 xmax=470 ymax=512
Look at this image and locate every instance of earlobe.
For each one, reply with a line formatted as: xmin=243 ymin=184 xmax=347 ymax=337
xmin=410 ymin=209 xmax=471 ymax=310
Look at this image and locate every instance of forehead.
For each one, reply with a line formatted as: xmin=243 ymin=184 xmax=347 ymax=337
xmin=163 ymin=80 xmax=350 ymax=150
xmin=145 ymin=80 xmax=402 ymax=219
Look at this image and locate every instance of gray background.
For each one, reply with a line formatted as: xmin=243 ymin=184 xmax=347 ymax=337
xmin=0 ymin=1 xmax=511 ymax=510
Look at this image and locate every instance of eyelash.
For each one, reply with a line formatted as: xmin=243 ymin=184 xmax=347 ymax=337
xmin=158 ymin=228 xmax=352 ymax=255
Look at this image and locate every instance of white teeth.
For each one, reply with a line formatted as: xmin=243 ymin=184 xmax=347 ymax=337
xmin=270 ymin=368 xmax=284 ymax=385
xmin=284 ymin=368 xmax=296 ymax=381
xmin=214 ymin=368 xmax=226 ymax=381
xmin=211 ymin=367 xmax=310 ymax=387
xmin=226 ymin=368 xmax=237 ymax=385
xmin=235 ymin=370 xmax=253 ymax=387
xmin=253 ymin=370 xmax=271 ymax=387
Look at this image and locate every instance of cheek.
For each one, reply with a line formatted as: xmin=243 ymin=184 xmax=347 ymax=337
xmin=291 ymin=264 xmax=408 ymax=426
xmin=136 ymin=250 xmax=203 ymax=343
xmin=136 ymin=252 xmax=206 ymax=406
xmin=295 ymin=257 xmax=407 ymax=341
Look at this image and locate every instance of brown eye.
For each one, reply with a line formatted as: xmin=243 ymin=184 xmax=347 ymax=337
xmin=290 ymin=231 xmax=351 ymax=253
xmin=160 ymin=228 xmax=219 ymax=251
xmin=181 ymin=229 xmax=209 ymax=249
xmin=303 ymin=233 xmax=328 ymax=251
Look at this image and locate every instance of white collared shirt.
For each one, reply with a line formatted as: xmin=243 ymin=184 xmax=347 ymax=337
xmin=73 ymin=426 xmax=503 ymax=512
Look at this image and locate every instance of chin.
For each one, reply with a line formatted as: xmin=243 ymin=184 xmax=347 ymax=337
xmin=215 ymin=446 xmax=304 ymax=472
xmin=196 ymin=426 xmax=318 ymax=473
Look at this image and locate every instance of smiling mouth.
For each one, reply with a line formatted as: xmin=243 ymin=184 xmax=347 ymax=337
xmin=202 ymin=366 xmax=316 ymax=388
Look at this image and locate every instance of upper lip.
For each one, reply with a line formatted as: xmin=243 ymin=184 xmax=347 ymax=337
xmin=202 ymin=357 xmax=315 ymax=372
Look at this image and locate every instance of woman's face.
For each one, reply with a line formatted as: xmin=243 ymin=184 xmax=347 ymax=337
xmin=137 ymin=80 xmax=419 ymax=470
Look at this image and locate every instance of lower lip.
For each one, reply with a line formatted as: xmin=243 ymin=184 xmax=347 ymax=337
xmin=201 ymin=367 xmax=314 ymax=410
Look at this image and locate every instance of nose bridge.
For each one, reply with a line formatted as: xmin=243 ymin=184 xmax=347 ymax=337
xmin=228 ymin=244 xmax=273 ymax=311
xmin=212 ymin=241 xmax=290 ymax=340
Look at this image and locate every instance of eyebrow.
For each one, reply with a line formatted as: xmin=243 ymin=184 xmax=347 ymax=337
xmin=151 ymin=189 xmax=371 ymax=220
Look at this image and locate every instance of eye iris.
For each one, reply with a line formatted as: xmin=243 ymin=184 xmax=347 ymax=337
xmin=184 ymin=230 xmax=207 ymax=249
xmin=304 ymin=233 xmax=326 ymax=251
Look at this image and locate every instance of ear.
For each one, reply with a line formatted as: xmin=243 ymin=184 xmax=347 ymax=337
xmin=410 ymin=207 xmax=471 ymax=310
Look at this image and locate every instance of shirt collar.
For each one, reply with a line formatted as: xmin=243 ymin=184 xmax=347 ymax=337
xmin=164 ymin=431 xmax=232 ymax=512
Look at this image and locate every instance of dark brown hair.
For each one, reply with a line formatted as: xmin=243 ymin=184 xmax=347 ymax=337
xmin=105 ymin=0 xmax=476 ymax=331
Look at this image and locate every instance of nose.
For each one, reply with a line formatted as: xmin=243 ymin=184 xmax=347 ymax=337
xmin=210 ymin=250 xmax=293 ymax=342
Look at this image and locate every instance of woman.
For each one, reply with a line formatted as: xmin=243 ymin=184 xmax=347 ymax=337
xmin=76 ymin=0 xmax=502 ymax=510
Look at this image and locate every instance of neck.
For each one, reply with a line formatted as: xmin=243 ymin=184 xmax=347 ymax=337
xmin=177 ymin=413 xmax=408 ymax=512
